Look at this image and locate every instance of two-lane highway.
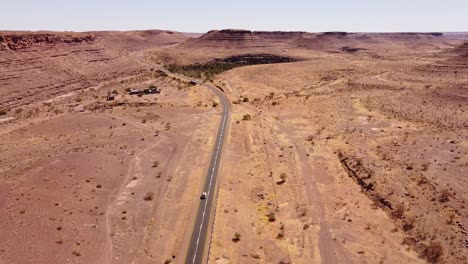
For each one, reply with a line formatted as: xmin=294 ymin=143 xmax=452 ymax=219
xmin=161 ymin=70 xmax=230 ymax=264
xmin=186 ymin=81 xmax=230 ymax=264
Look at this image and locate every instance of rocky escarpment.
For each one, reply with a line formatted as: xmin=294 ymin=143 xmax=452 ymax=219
xmin=187 ymin=29 xmax=307 ymax=48
xmin=184 ymin=29 xmax=450 ymax=55
xmin=202 ymin=29 xmax=306 ymax=40
xmin=0 ymin=33 xmax=95 ymax=50
xmin=0 ymin=30 xmax=191 ymax=110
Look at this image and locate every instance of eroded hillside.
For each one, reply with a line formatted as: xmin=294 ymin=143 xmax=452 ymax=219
xmin=0 ymin=30 xmax=191 ymax=110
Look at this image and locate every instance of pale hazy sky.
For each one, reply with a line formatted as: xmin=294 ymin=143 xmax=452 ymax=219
xmin=1 ymin=0 xmax=467 ymax=32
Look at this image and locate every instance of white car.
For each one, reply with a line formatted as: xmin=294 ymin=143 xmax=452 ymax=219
xmin=200 ymin=192 xmax=207 ymax=200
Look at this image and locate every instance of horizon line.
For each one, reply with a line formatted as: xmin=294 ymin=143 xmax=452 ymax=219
xmin=1 ymin=28 xmax=468 ymax=34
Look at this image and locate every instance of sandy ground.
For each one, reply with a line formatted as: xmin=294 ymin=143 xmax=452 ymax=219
xmin=208 ymin=50 xmax=467 ymax=264
xmin=1 ymin=30 xmax=467 ymax=264
xmin=0 ymin=72 xmax=220 ymax=264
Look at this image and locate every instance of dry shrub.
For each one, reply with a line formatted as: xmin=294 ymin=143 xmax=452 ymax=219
xmin=420 ymin=242 xmax=443 ymax=263
xmin=143 ymin=192 xmax=154 ymax=201
xmin=232 ymin=232 xmax=241 ymax=242
xmin=391 ymin=204 xmax=405 ymax=219
xmin=446 ymin=213 xmax=455 ymax=225
xmin=402 ymin=218 xmax=415 ymax=231
xmin=267 ymin=213 xmax=276 ymax=222
xmin=439 ymin=189 xmax=451 ymax=203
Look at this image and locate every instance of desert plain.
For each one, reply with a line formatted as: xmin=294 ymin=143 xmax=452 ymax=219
xmin=0 ymin=29 xmax=467 ymax=264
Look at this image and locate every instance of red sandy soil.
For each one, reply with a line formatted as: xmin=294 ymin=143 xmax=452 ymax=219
xmin=0 ymin=60 xmax=220 ymax=263
xmin=1 ymin=29 xmax=467 ymax=264
xmin=204 ymin=37 xmax=467 ymax=263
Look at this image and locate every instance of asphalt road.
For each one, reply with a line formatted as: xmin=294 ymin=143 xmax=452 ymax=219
xmin=161 ymin=70 xmax=230 ymax=264
xmin=186 ymin=81 xmax=229 ymax=264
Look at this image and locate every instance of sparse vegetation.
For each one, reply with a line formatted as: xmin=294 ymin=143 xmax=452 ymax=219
xmin=232 ymin=232 xmax=241 ymax=242
xmin=402 ymin=218 xmax=415 ymax=231
xmin=277 ymin=224 xmax=285 ymax=239
xmin=276 ymin=173 xmax=287 ymax=185
xmin=167 ymin=54 xmax=299 ymax=79
xmin=438 ymin=189 xmax=451 ymax=203
xmin=143 ymin=192 xmax=154 ymax=201
xmin=168 ymin=63 xmax=238 ymax=79
xmin=2 ymin=27 xmax=467 ymax=264
xmin=391 ymin=204 xmax=405 ymax=219
xmin=267 ymin=212 xmax=276 ymax=222
xmin=420 ymin=242 xmax=443 ymax=263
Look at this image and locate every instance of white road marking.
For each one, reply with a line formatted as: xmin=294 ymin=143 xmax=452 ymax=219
xmin=191 ymin=84 xmax=229 ymax=264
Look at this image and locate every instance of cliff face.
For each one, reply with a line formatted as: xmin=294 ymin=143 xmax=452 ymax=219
xmin=190 ymin=29 xmax=307 ymax=48
xmin=0 ymin=33 xmax=95 ymax=50
xmin=185 ymin=29 xmax=449 ymax=53
xmin=0 ymin=30 xmax=191 ymax=109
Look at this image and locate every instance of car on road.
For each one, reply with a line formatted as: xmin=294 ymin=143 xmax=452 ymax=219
xmin=200 ymin=192 xmax=207 ymax=199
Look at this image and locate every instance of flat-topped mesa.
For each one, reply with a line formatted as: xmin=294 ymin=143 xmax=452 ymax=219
xmin=0 ymin=33 xmax=96 ymax=50
xmin=200 ymin=29 xmax=253 ymax=41
xmin=397 ymin=32 xmax=443 ymax=36
xmin=206 ymin=29 xmax=252 ymax=34
xmin=254 ymin=31 xmax=307 ymax=39
xmin=200 ymin=29 xmax=307 ymax=40
xmin=372 ymin=32 xmax=444 ymax=39
xmin=320 ymin=31 xmax=349 ymax=37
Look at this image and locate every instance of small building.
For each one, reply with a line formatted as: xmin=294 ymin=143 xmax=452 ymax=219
xmin=128 ymin=89 xmax=140 ymax=95
xmin=107 ymin=95 xmax=115 ymax=101
xmin=189 ymin=80 xmax=198 ymax=85
xmin=144 ymin=88 xmax=161 ymax=94
xmin=143 ymin=88 xmax=153 ymax=94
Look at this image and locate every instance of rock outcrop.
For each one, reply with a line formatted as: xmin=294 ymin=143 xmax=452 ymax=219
xmin=0 ymin=30 xmax=191 ymax=109
xmin=0 ymin=33 xmax=95 ymax=50
xmin=187 ymin=29 xmax=307 ymax=48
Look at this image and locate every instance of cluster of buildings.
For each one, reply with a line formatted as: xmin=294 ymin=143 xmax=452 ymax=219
xmin=107 ymin=87 xmax=161 ymax=101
